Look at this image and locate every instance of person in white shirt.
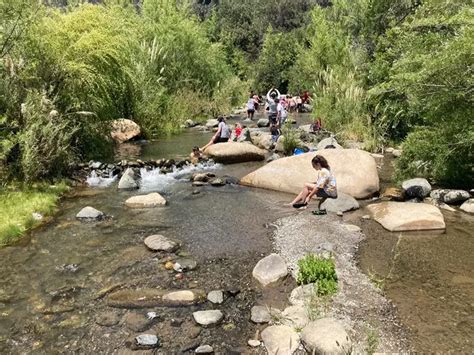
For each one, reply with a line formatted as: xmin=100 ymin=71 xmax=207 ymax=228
xmin=201 ymin=117 xmax=230 ymax=150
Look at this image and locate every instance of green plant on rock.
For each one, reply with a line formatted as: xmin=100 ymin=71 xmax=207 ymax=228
xmin=297 ymin=254 xmax=338 ymax=296
xmin=281 ymin=124 xmax=300 ymax=156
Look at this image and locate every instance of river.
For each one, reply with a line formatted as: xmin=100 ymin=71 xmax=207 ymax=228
xmin=0 ymin=114 xmax=472 ymax=353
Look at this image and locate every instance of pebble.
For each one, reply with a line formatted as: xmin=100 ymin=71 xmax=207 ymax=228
xmin=143 ymin=234 xmax=179 ymax=252
xmin=135 ymin=334 xmax=159 ymax=349
xmin=248 ymin=339 xmax=261 ymax=347
xmin=195 ymin=344 xmax=214 ymax=353
xmin=193 ymin=310 xmax=224 ymax=326
xmin=207 ymin=290 xmax=224 ymax=304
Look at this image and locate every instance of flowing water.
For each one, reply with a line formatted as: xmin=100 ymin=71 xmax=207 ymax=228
xmin=0 ymin=115 xmax=472 ymax=353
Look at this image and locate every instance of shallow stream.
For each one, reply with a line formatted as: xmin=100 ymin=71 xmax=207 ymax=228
xmin=0 ymin=114 xmax=472 ymax=353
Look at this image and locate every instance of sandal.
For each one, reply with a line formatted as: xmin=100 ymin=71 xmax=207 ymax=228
xmin=312 ymin=209 xmax=327 ymax=215
xmin=292 ymin=202 xmax=308 ymax=209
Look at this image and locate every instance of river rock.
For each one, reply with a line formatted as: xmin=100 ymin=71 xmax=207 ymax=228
xmin=118 ymin=168 xmax=138 ymax=190
xmin=195 ymin=345 xmax=213 ymax=353
xmin=281 ymin=305 xmax=310 ymax=328
xmin=76 ymin=206 xmax=104 ymax=220
xmin=402 ymin=178 xmax=431 ymax=199
xmin=125 ymin=193 xmax=167 ymax=208
xmin=207 ymin=290 xmax=224 ymax=304
xmin=173 ymin=257 xmax=197 ymax=271
xmin=266 ymin=153 xmax=281 ymax=163
xmin=111 ymin=119 xmax=141 ymax=144
xmin=253 ymin=133 xmax=274 ymax=150
xmin=209 ymin=177 xmax=225 ymax=186
xmin=124 ymin=312 xmax=152 ymax=332
xmin=144 ymin=235 xmax=179 ymax=252
xmin=134 ymin=334 xmax=159 ymax=349
xmin=237 ymin=128 xmax=252 ymax=143
xmin=392 ymin=149 xmax=402 ymax=157
xmin=252 ymin=254 xmax=288 ymax=286
xmin=367 ymin=202 xmax=445 ymax=231
xmin=460 ymin=199 xmax=474 ymax=213
xmin=185 ymin=119 xmax=198 ymax=128
xmin=317 ymin=137 xmax=342 ymax=150
xmin=250 ymin=305 xmax=278 ymax=324
xmin=107 ymin=289 xmax=206 ymax=308
xmin=381 ymin=187 xmax=405 ymax=201
xmin=257 ymin=118 xmax=270 ymax=127
xmin=320 ymin=193 xmax=359 ymax=213
xmin=425 ymin=197 xmax=456 ymax=212
xmin=430 ymin=189 xmax=470 ymax=205
xmin=95 ymin=311 xmax=121 ymax=326
xmin=192 ymin=172 xmax=215 ymax=182
xmin=289 ymin=284 xmax=316 ymax=306
xmin=301 ymin=318 xmax=351 ymax=354
xmin=205 ymin=119 xmax=219 ymax=128
xmin=248 ymin=339 xmax=261 ymax=347
xmin=204 ymin=142 xmax=265 ymax=164
xmin=241 ymin=149 xmax=379 ymax=199
xmin=192 ymin=310 xmax=223 ymax=326
xmin=261 ymin=325 xmax=300 ymax=355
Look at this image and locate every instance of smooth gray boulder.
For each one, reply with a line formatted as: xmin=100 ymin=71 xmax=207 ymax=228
xmin=205 ymin=119 xmax=219 ymax=128
xmin=192 ymin=310 xmax=224 ymax=326
xmin=430 ymin=189 xmax=470 ymax=205
xmin=261 ymin=325 xmax=300 ymax=355
xmin=144 ymin=235 xmax=179 ymax=252
xmin=301 ymin=318 xmax=351 ymax=354
xmin=76 ymin=206 xmax=104 ymax=220
xmin=460 ymin=199 xmax=474 ymax=213
xmin=320 ymin=192 xmax=360 ymax=213
xmin=118 ymin=168 xmax=138 ymax=189
xmin=252 ymin=254 xmax=288 ymax=286
xmin=402 ymin=178 xmax=431 ymax=199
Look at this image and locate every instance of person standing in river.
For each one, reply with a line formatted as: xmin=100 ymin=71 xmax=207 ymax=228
xmin=266 ymin=88 xmax=279 ymax=124
xmin=246 ymin=94 xmax=256 ymax=120
xmin=201 ymin=117 xmax=231 ymax=150
xmin=288 ymin=155 xmax=337 ymax=214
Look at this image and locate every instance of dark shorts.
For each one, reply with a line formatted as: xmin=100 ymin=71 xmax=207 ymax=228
xmin=268 ymin=113 xmax=277 ymax=124
xmin=316 ymin=189 xmax=337 ymax=199
xmin=214 ymin=136 xmax=229 ymax=144
xmin=247 ymin=109 xmax=255 ymax=114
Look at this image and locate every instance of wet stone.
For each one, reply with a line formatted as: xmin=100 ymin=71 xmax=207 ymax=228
xmin=173 ymin=257 xmax=198 ymax=272
xmin=95 ymin=311 xmax=121 ymax=327
xmin=252 ymin=254 xmax=288 ymax=286
xmin=76 ymin=206 xmax=104 ymax=220
xmin=144 ymin=235 xmax=180 ymax=252
xmin=180 ymin=340 xmax=200 ymax=353
xmin=248 ymin=339 xmax=261 ymax=347
xmin=134 ymin=334 xmax=159 ymax=350
xmin=124 ymin=312 xmax=152 ymax=332
xmin=250 ymin=306 xmax=277 ymax=324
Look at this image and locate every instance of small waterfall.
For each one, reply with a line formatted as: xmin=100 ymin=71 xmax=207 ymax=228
xmin=86 ymin=170 xmax=117 ymax=187
xmin=139 ymin=161 xmax=220 ymax=192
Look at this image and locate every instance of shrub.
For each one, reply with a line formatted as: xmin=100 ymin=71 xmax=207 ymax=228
xmin=281 ymin=124 xmax=300 ymax=156
xmin=297 ymin=254 xmax=338 ymax=296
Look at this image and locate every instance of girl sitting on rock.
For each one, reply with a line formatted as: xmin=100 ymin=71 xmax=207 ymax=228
xmin=288 ymin=155 xmax=337 ymax=214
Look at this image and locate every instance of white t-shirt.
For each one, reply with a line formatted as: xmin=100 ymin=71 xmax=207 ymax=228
xmin=218 ymin=121 xmax=230 ymax=138
xmin=247 ymin=98 xmax=255 ymax=110
xmin=277 ymin=103 xmax=288 ymax=118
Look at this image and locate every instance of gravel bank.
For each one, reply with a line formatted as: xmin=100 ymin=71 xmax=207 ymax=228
xmin=272 ymin=211 xmax=411 ymax=353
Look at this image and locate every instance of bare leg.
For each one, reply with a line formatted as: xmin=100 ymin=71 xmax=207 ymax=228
xmin=317 ymin=197 xmax=327 ymax=210
xmin=201 ymin=138 xmax=215 ymax=151
xmin=290 ymin=187 xmax=310 ymax=205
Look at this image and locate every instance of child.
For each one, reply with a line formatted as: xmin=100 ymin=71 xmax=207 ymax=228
xmin=270 ymin=124 xmax=281 ymax=142
xmin=190 ymin=146 xmax=203 ymax=164
xmin=310 ymin=117 xmax=322 ymax=132
xmin=235 ymin=123 xmax=242 ymax=138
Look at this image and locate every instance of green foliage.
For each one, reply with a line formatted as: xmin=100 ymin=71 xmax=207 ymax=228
xmin=0 ymin=182 xmax=68 ymax=246
xmin=281 ymin=124 xmax=300 ymax=156
xmin=254 ymin=28 xmax=299 ymax=94
xmin=297 ymin=254 xmax=338 ymax=296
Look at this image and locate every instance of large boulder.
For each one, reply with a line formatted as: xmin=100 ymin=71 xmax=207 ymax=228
xmin=118 ymin=168 xmax=139 ymax=190
xmin=125 ymin=193 xmax=167 ymax=208
xmin=205 ymin=119 xmax=219 ymax=128
xmin=252 ymin=254 xmax=288 ymax=286
xmin=320 ymin=193 xmax=360 ymax=213
xmin=240 ymin=149 xmax=379 ymax=199
xmin=204 ymin=142 xmax=265 ymax=164
xmin=460 ymin=199 xmax=474 ymax=213
xmin=111 ymin=119 xmax=141 ymax=144
xmin=301 ymin=318 xmax=351 ymax=354
xmin=402 ymin=178 xmax=431 ymax=199
xmin=430 ymin=189 xmax=470 ymax=205
xmin=261 ymin=325 xmax=300 ymax=355
xmin=367 ymin=202 xmax=445 ymax=231
xmin=252 ymin=133 xmax=274 ymax=150
xmin=257 ymin=118 xmax=270 ymax=127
